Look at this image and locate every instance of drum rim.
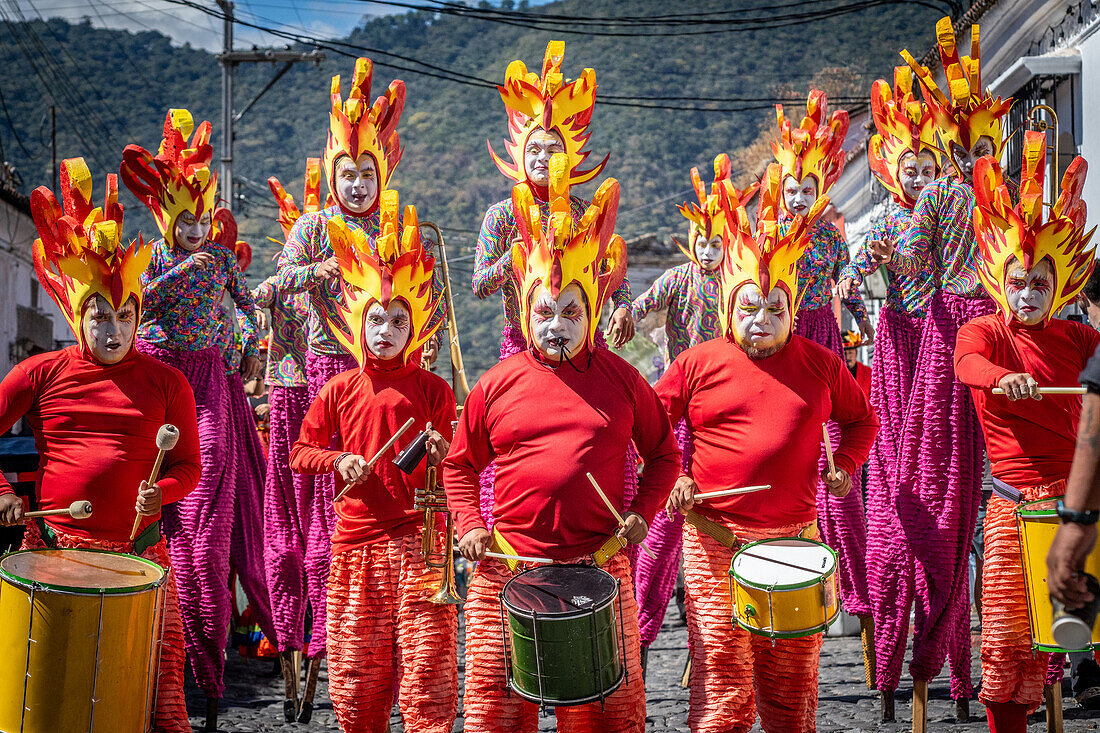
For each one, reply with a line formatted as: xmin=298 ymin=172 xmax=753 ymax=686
xmin=728 ymin=537 xmax=838 ymax=591
xmin=733 ymin=607 xmax=840 ymax=639
xmin=506 ymin=666 xmax=625 ymax=707
xmin=0 ymin=548 xmax=166 ymax=594
xmin=1017 ymin=495 xmax=1063 ymax=518
xmin=500 ymin=563 xmax=618 ymax=620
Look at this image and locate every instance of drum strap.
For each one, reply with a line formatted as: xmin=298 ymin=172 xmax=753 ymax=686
xmin=489 ymin=528 xmax=521 ymax=573
xmin=684 ymin=509 xmax=741 ymax=549
xmin=489 ymin=528 xmax=625 ymax=570
xmin=35 ymin=518 xmax=162 ymax=556
xmin=592 ymin=536 xmax=626 ymax=568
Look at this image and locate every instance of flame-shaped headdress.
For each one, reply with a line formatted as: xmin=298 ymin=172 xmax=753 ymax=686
xmin=842 ymin=329 xmax=862 ymax=348
xmin=326 ymin=190 xmax=441 ymax=366
xmin=868 ymin=66 xmax=942 ymax=208
xmin=120 ymin=109 xmax=217 ymax=250
xmin=717 ymin=163 xmax=828 ymax=336
xmin=32 ymin=157 xmax=151 ymax=349
xmin=675 ymin=153 xmax=759 ymax=266
xmin=207 ymin=205 xmax=251 ymax=272
xmin=269 ymin=158 xmax=328 ymax=240
xmin=973 ymin=130 xmax=1096 ymax=323
xmin=324 ymin=57 xmax=405 ymax=216
xmin=511 ymin=152 xmax=626 ymax=348
xmin=773 ymin=90 xmax=849 ymax=201
xmin=488 ymin=41 xmax=608 ymax=189
xmin=902 ymin=17 xmax=1012 ymax=160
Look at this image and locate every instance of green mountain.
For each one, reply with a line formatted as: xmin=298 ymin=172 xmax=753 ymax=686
xmin=0 ymin=1 xmax=941 ymax=378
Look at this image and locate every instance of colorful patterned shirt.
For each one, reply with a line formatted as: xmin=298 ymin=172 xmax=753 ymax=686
xmin=631 ymin=262 xmax=721 ymax=362
xmin=139 ymin=238 xmax=258 ymax=356
xmin=780 ymin=214 xmax=867 ymax=321
xmin=475 ymin=195 xmax=632 ymax=329
xmin=253 ymin=276 xmax=309 ymax=387
xmin=214 ymin=303 xmax=244 ymax=376
xmin=841 ymin=204 xmax=935 ymax=317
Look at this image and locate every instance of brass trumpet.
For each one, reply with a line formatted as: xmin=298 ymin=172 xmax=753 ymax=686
xmin=415 ymin=465 xmax=462 ymax=605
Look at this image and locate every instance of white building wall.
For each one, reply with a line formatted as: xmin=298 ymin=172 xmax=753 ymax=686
xmin=1079 ymin=30 xmax=1100 ymax=212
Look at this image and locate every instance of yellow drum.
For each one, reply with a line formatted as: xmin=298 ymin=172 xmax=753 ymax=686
xmin=729 ymin=537 xmax=839 ymax=639
xmin=0 ymin=548 xmax=167 ymax=732
xmin=1017 ymin=497 xmax=1100 ymax=651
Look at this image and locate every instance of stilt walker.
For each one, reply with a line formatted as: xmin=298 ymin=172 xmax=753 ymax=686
xmin=870 ymin=17 xmax=1014 ymax=725
xmin=120 ymin=109 xmax=265 ymax=729
xmin=957 ymin=132 xmax=1097 ymax=732
xmin=630 ymin=155 xmax=758 ymax=660
xmin=656 ymin=164 xmax=879 ymax=733
xmin=0 ymin=156 xmax=202 ymax=733
xmin=773 ymin=90 xmax=874 ymax=627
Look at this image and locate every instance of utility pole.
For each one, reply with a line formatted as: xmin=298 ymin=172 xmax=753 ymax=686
xmin=215 ymin=0 xmax=324 ymax=214
xmin=50 ymin=106 xmax=56 ymax=196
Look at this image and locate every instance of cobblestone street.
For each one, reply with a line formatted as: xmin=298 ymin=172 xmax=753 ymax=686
xmin=187 ymin=607 xmax=1100 ymax=732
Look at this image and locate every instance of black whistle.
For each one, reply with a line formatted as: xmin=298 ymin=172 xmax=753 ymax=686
xmin=392 ymin=430 xmax=430 ymax=474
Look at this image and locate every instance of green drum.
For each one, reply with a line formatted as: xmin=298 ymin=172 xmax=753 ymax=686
xmin=500 ymin=564 xmax=626 ymax=707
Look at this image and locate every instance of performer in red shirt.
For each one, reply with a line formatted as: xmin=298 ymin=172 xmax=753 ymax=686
xmin=444 ymin=154 xmax=680 ymax=733
xmin=954 ymin=133 xmax=1097 ymax=732
xmin=290 ymin=192 xmax=458 ymax=733
xmin=843 ymin=330 xmax=872 ymax=396
xmin=0 ymin=158 xmax=201 ymax=733
xmin=657 ymin=164 xmax=878 ymax=733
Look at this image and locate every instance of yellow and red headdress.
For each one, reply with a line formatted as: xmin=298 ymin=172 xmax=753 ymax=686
xmin=868 ymin=66 xmax=942 ymax=208
xmin=323 ymin=57 xmax=404 ymax=216
xmin=326 ymin=190 xmax=441 ymax=366
xmin=773 ymin=90 xmax=848 ymax=201
xmin=488 ymin=41 xmax=608 ymax=190
xmin=120 ymin=109 xmax=217 ymax=250
xmin=31 ymin=157 xmax=151 ymax=349
xmin=269 ymin=158 xmax=328 ymax=240
xmin=842 ymin=330 xmax=862 ymax=349
xmin=676 ymin=153 xmax=759 ymax=266
xmin=973 ymin=130 xmax=1096 ymax=324
xmin=902 ymin=17 xmax=1012 ymax=161
xmin=717 ymin=163 xmax=828 ymax=336
xmin=511 ymin=152 xmax=626 ymax=349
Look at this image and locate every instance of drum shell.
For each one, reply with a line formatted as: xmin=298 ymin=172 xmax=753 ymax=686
xmin=0 ymin=549 xmax=165 ymax=733
xmin=1017 ymin=497 xmax=1100 ymax=652
xmin=729 ymin=538 xmax=839 ymax=639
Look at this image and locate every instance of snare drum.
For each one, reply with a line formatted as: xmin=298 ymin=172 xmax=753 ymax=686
xmin=0 ymin=548 xmax=167 ymax=732
xmin=729 ymin=537 xmax=839 ymax=639
xmin=500 ymin=564 xmax=626 ymax=707
xmin=1017 ymin=497 xmax=1100 ymax=651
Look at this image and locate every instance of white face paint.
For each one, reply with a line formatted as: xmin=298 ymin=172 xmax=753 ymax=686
xmin=898 ymin=150 xmax=938 ymax=202
xmin=731 ymin=284 xmax=792 ymax=357
xmin=1005 ymin=258 xmax=1054 ymax=325
xmin=334 ymin=155 xmax=379 ymax=214
xmin=782 ymin=175 xmax=817 ymax=216
xmin=81 ymin=295 xmax=137 ymax=365
xmin=523 ymin=129 xmax=565 ymax=188
xmin=528 ymin=283 xmax=588 ymax=360
xmin=172 ymin=209 xmax=212 ymax=252
xmin=364 ymin=301 xmax=411 ymax=360
xmin=693 ymin=234 xmax=724 ymax=271
xmin=950 ymin=136 xmax=995 ymax=183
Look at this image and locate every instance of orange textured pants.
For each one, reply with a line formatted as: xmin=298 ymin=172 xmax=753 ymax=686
xmin=462 ymin=551 xmax=645 ymax=733
xmin=21 ymin=522 xmax=189 ymax=733
xmin=683 ymin=520 xmax=823 ymax=733
xmin=326 ymin=531 xmax=458 ymax=733
xmin=979 ymin=480 xmax=1064 ymax=708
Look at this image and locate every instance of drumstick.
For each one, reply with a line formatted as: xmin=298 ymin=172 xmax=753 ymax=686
xmin=586 ymin=472 xmax=657 ymax=560
xmin=822 ymin=423 xmax=837 ymax=481
xmin=695 ymin=485 xmax=771 ymax=501
xmin=335 ymin=417 xmax=416 ymax=501
xmin=131 ymin=424 xmax=179 ymax=540
xmin=25 ymin=500 xmax=93 ymax=520
xmin=991 ymin=386 xmax=1085 ymax=395
xmin=484 ymin=551 xmax=554 ymax=565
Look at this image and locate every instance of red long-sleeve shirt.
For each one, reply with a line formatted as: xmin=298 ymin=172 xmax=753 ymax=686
xmin=851 ymin=361 xmax=871 ymax=397
xmin=442 ymin=348 xmax=680 ymax=559
xmin=0 ymin=346 xmax=201 ymax=541
xmin=955 ymin=315 xmax=1099 ymax=487
xmin=290 ymin=359 xmax=456 ymax=554
xmin=656 ymin=336 xmax=879 ymax=528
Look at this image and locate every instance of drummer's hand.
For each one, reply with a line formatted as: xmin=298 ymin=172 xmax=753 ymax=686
xmin=617 ymin=512 xmax=649 ymax=545
xmin=0 ymin=493 xmax=24 ymax=526
xmin=458 ymin=527 xmax=491 ymax=562
xmin=999 ymin=372 xmax=1042 ymax=401
xmin=136 ymin=480 xmax=162 ymax=516
xmin=336 ymin=454 xmax=370 ymax=485
xmin=823 ymin=467 xmax=852 ymax=498
xmin=1048 ymin=522 xmax=1098 ymax=609
xmin=424 ymin=422 xmax=450 ymax=467
xmin=666 ymin=475 xmax=699 ymax=519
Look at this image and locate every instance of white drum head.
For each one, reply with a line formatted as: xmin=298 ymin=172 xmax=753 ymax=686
xmin=732 ymin=539 xmax=836 ymax=588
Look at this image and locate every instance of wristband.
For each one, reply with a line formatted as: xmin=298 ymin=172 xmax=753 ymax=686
xmin=1057 ymin=501 xmax=1100 ymax=526
xmin=333 ymin=452 xmax=351 ymax=472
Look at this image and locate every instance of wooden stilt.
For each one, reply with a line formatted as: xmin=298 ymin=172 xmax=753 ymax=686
xmin=298 ymin=656 xmax=322 ymax=723
xmin=912 ymin=680 xmax=928 ymax=733
xmin=279 ymin=651 xmax=299 ymax=723
xmin=1045 ymin=683 xmax=1064 ymax=733
xmin=956 ymin=698 xmax=969 ymax=723
xmin=681 ymin=657 xmax=691 ymax=688
xmin=881 ymin=688 xmax=895 ymax=722
xmin=204 ymin=696 xmax=218 ymax=732
xmin=860 ymin=615 xmax=876 ymax=689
